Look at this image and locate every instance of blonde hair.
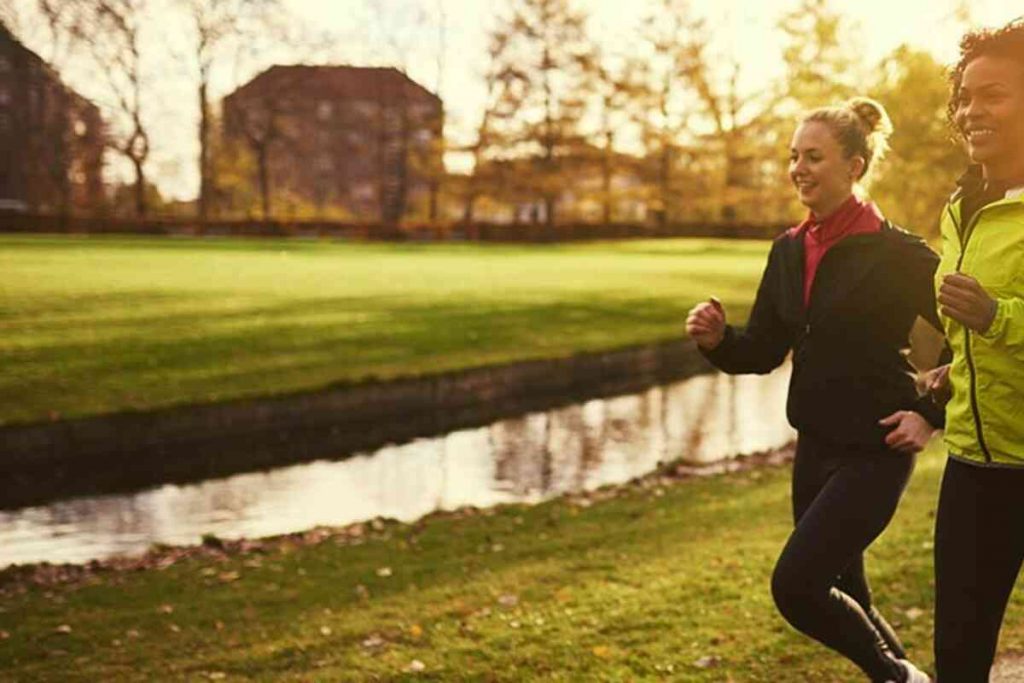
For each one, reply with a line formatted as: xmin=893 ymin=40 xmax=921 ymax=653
xmin=802 ymin=97 xmax=893 ymax=185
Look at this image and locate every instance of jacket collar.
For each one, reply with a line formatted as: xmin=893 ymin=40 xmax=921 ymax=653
xmin=778 ymin=221 xmax=895 ymax=318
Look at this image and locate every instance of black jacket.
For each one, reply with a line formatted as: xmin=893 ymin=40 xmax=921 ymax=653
xmin=701 ymin=221 xmax=946 ymax=449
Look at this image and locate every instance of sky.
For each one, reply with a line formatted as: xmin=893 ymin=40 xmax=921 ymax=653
xmin=10 ymin=0 xmax=1023 ymax=200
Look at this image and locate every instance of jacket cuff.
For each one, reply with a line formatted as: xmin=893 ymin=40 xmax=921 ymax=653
xmin=911 ymin=394 xmax=946 ymax=430
xmin=698 ymin=325 xmax=734 ymax=364
xmin=979 ymin=298 xmax=1007 ymax=341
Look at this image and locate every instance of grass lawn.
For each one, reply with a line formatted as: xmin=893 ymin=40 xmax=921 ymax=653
xmin=4 ymin=441 xmax=1022 ymax=681
xmin=0 ymin=235 xmax=768 ymax=426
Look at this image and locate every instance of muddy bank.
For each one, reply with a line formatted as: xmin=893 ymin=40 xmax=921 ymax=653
xmin=0 ymin=339 xmax=714 ymax=509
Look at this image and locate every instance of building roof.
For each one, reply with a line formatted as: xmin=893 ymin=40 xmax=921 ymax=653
xmin=0 ymin=21 xmax=101 ymax=116
xmin=228 ymin=65 xmax=442 ymax=106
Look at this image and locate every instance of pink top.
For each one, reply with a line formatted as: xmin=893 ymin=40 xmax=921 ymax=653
xmin=788 ymin=195 xmax=883 ymax=307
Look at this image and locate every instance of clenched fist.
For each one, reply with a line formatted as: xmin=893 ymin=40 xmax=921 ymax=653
xmin=686 ymin=297 xmax=727 ymax=350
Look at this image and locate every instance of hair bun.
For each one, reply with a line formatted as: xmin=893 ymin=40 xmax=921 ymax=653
xmin=846 ymin=97 xmax=893 ymax=138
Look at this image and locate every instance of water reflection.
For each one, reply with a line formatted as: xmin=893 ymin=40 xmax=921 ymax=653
xmin=0 ymin=364 xmax=794 ymax=567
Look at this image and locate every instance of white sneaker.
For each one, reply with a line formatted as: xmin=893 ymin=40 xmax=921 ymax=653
xmin=898 ymin=659 xmax=932 ymax=683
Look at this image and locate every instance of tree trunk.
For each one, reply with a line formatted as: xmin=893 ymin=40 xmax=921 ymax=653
xmin=198 ymin=80 xmax=211 ymax=223
xmin=257 ymin=147 xmax=270 ymax=220
xmin=133 ymin=158 xmax=147 ymax=217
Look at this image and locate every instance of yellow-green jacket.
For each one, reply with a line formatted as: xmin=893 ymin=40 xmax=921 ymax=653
xmin=937 ymin=183 xmax=1024 ymax=466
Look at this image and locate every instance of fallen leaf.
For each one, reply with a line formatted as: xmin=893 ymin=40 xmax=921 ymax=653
xmin=0 ymin=630 xmax=9 ymax=640
xmin=218 ymin=571 xmax=240 ymax=583
xmin=405 ymin=659 xmax=426 ymax=673
xmin=362 ymin=634 xmax=385 ymax=649
xmin=208 ymin=673 xmax=227 ymax=681
xmin=497 ymin=594 xmax=518 ymax=607
xmin=592 ymin=645 xmax=613 ymax=659
xmin=320 ymin=626 xmax=332 ymax=637
xmin=376 ymin=567 xmax=392 ymax=578
xmin=169 ymin=624 xmax=181 ymax=633
xmin=905 ymin=607 xmax=925 ymax=621
xmin=54 ymin=624 xmax=72 ymax=635
xmin=409 ymin=624 xmax=423 ymax=639
xmin=694 ymin=655 xmax=720 ymax=669
xmin=158 ymin=604 xmax=174 ymax=615
xmin=126 ymin=629 xmax=140 ymax=639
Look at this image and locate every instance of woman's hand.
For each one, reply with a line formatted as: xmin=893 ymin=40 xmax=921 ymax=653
xmin=938 ymin=273 xmax=997 ymax=333
xmin=878 ymin=410 xmax=936 ymax=454
xmin=920 ymin=364 xmax=951 ymax=405
xmin=685 ymin=297 xmax=727 ymax=350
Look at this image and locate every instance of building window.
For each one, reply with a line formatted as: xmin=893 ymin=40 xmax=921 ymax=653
xmin=353 ymin=100 xmax=377 ymax=119
xmin=414 ymin=129 xmax=433 ymax=146
xmin=317 ymin=100 xmax=333 ymax=120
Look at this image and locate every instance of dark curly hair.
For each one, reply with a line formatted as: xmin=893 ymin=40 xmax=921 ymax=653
xmin=947 ymin=17 xmax=1024 ymax=135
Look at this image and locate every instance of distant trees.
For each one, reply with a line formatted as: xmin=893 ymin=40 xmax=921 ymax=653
xmin=3 ymin=0 xmax=971 ymax=232
xmin=870 ymin=46 xmax=962 ymax=238
xmin=486 ymin=0 xmax=595 ymax=227
xmin=67 ymin=0 xmax=154 ymax=217
xmin=184 ymin=0 xmax=282 ymax=222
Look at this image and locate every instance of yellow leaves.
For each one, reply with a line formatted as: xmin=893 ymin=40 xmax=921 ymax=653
xmin=591 ymin=645 xmax=615 ymax=659
xmin=218 ymin=571 xmax=241 ymax=583
xmin=157 ymin=604 xmax=174 ymax=615
xmin=409 ymin=624 xmax=424 ymax=639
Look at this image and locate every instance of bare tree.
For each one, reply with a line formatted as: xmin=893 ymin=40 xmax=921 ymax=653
xmin=222 ymin=70 xmax=299 ymax=220
xmin=488 ymin=0 xmax=596 ymax=228
xmin=185 ymin=0 xmax=281 ymax=222
xmin=365 ymin=0 xmax=444 ymax=225
xmin=461 ymin=30 xmax=516 ymax=223
xmin=589 ymin=51 xmax=644 ymax=225
xmin=59 ymin=0 xmax=152 ymax=217
xmin=635 ymin=0 xmax=702 ymax=225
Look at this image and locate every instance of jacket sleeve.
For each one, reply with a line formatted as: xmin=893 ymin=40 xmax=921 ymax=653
xmin=905 ymin=236 xmax=949 ymax=428
xmin=699 ymin=240 xmax=791 ymax=374
xmin=978 ymin=296 xmax=1024 ymax=349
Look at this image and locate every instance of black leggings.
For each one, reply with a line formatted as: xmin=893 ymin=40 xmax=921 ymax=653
xmin=934 ymin=457 xmax=1024 ymax=682
xmin=772 ymin=434 xmax=914 ymax=682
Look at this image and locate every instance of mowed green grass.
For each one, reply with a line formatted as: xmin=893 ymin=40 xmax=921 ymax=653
xmin=0 ymin=235 xmax=769 ymax=425
xmin=5 ymin=442 xmax=1023 ymax=681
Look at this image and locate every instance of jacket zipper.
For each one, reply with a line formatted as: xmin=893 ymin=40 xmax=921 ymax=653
xmin=949 ymin=202 xmax=993 ymax=462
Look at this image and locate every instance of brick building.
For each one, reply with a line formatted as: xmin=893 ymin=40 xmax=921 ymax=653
xmin=222 ymin=65 xmax=443 ymax=223
xmin=0 ymin=23 xmax=105 ymax=214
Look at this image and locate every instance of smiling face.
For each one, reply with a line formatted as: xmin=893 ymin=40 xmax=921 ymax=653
xmin=788 ymin=121 xmax=864 ymax=218
xmin=955 ymin=54 xmax=1024 ymax=182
